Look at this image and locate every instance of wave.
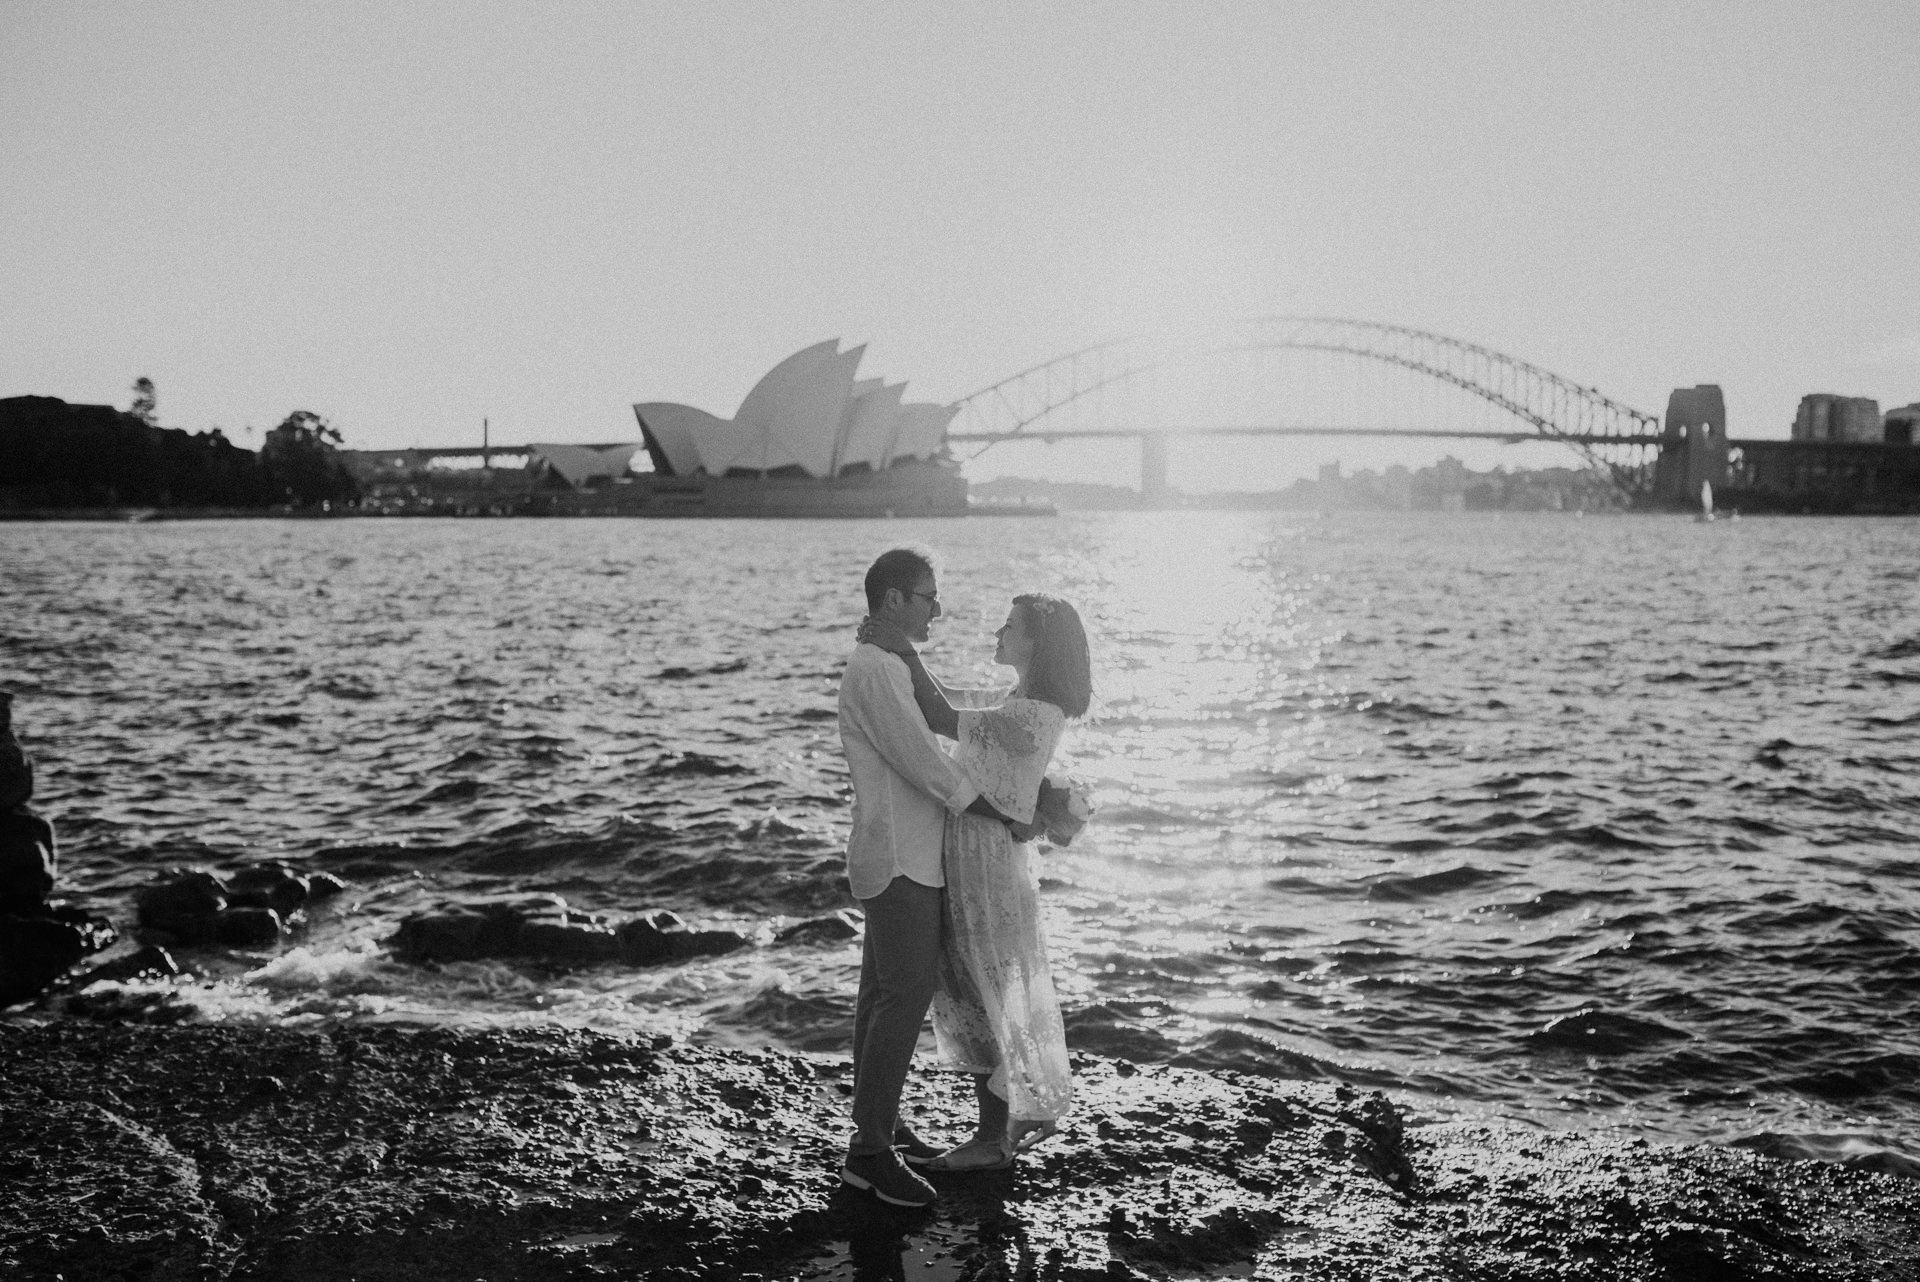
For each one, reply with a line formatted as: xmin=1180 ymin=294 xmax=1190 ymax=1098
xmin=1062 ymin=1003 xmax=1182 ymax=1062
xmin=643 ymin=751 xmax=751 ymax=777
xmin=1526 ymin=1008 xmax=1691 ymax=1056
xmin=1870 ymin=637 xmax=1920 ymax=660
xmin=710 ymin=975 xmax=851 ymax=1053
xmin=1729 ymin=1132 xmax=1920 ymax=1178
xmin=1364 ymin=865 xmax=1504 ymax=901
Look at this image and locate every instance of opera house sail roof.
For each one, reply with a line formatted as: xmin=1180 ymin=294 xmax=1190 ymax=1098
xmin=634 ymin=341 xmax=959 ymax=479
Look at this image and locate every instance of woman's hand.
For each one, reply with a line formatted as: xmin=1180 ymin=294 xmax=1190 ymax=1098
xmin=857 ymin=615 xmax=916 ymax=657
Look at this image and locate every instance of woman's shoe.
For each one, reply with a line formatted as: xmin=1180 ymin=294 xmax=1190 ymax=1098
xmin=925 ymin=1135 xmax=1014 ymax=1173
xmin=1010 ymin=1120 xmax=1059 ymax=1153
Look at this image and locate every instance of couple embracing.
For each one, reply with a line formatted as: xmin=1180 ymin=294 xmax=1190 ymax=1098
xmin=836 ymin=546 xmax=1091 ymax=1208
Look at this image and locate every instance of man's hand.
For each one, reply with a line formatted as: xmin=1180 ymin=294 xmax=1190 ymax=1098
xmin=857 ymin=615 xmax=917 ymax=657
xmin=1007 ymin=817 xmax=1045 ymax=843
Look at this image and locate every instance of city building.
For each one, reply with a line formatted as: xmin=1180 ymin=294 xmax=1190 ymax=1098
xmin=1885 ymin=403 xmax=1920 ymax=446
xmin=1793 ymin=394 xmax=1883 ymax=443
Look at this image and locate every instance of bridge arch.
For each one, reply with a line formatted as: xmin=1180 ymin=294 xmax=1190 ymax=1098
xmin=949 ymin=317 xmax=1661 ymax=495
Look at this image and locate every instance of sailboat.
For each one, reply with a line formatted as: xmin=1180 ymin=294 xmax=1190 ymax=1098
xmin=1695 ymin=480 xmax=1716 ymax=523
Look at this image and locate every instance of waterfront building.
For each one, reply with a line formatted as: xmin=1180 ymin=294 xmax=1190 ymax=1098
xmin=329 ymin=343 xmax=972 ymax=517
xmin=1885 ymin=403 xmax=1920 ymax=446
xmin=633 ymin=341 xmax=958 ymax=481
xmin=1792 ymin=393 xmax=1883 ymax=443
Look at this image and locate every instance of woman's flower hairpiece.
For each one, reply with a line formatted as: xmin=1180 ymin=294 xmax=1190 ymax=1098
xmin=1026 ymin=598 xmax=1057 ymax=618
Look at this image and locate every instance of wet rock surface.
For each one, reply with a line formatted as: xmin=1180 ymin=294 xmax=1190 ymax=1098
xmin=0 ymin=903 xmax=117 ymax=1007
xmin=2 ymin=1021 xmax=1916 ymax=1281
xmin=0 ymin=693 xmax=115 ymax=1006
xmin=391 ymin=897 xmax=752 ymax=968
xmin=135 ymin=862 xmax=341 ymax=950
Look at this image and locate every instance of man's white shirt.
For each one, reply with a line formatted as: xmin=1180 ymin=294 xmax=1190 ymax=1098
xmin=838 ymin=643 xmax=980 ymax=900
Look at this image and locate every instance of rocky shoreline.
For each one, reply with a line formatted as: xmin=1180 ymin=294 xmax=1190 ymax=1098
xmin=4 ymin=1020 xmax=1917 ymax=1281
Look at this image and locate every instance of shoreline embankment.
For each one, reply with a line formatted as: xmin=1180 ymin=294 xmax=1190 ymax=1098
xmin=6 ymin=498 xmax=1920 ymax=521
xmin=5 ymin=1020 xmax=1918 ymax=1281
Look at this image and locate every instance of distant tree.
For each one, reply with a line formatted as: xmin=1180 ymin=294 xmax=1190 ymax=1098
xmin=258 ymin=410 xmax=358 ymax=506
xmin=128 ymin=377 xmax=157 ymax=427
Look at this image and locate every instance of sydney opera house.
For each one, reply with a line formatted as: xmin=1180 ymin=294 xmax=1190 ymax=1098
xmin=628 ymin=340 xmax=969 ymax=516
xmin=337 ymin=342 xmax=977 ymax=517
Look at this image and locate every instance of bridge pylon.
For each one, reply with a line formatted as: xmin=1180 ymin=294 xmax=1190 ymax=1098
xmin=1140 ymin=432 xmax=1171 ymax=506
xmin=1651 ymin=386 xmax=1730 ymax=508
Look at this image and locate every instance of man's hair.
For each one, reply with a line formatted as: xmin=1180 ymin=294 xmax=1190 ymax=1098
xmin=864 ymin=546 xmax=936 ymax=613
xmin=1013 ymin=593 xmax=1092 ymax=718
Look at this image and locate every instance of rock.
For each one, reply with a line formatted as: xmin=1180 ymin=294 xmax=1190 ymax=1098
xmin=0 ymin=821 xmax=56 ymax=916
xmin=0 ymin=906 xmax=117 ymax=1008
xmin=0 ymin=691 xmax=58 ymax=917
xmin=135 ymin=871 xmax=228 ymax=945
xmin=48 ymin=902 xmax=115 ymax=953
xmin=391 ymin=899 xmax=750 ymax=970
xmin=615 ymin=909 xmax=749 ymax=965
xmin=390 ymin=909 xmax=491 ymax=963
xmin=1 ymin=915 xmax=88 ymax=1006
xmin=616 ymin=913 xmax=681 ymax=964
xmin=135 ymin=863 xmax=336 ymax=949
xmin=304 ymin=871 xmax=349 ymax=901
xmin=669 ymin=928 xmax=753 ymax=960
xmin=617 ymin=908 xmax=750 ymax=964
xmin=0 ymin=698 xmax=111 ymax=1008
xmin=516 ymin=919 xmax=622 ymax=964
xmin=2 ymin=1026 xmax=1918 ymax=1282
xmin=74 ymin=945 xmax=182 ymax=989
xmin=391 ymin=897 xmax=619 ymax=967
xmin=216 ymin=906 xmax=286 ymax=946
xmin=227 ymin=861 xmax=310 ymax=916
xmin=774 ymin=909 xmax=861 ymax=946
xmin=0 ymin=691 xmax=32 ymax=811
xmin=496 ymin=892 xmax=571 ymax=921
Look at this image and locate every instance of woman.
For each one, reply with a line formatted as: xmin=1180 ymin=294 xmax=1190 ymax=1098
xmin=859 ymin=593 xmax=1092 ymax=1172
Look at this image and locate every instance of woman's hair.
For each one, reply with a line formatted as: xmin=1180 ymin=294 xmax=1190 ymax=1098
xmin=1013 ymin=593 xmax=1092 ymax=718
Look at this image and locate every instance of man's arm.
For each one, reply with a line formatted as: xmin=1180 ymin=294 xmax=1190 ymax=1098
xmin=846 ymin=649 xmax=1037 ymax=837
xmin=897 ymin=649 xmax=958 ymax=739
xmin=978 ymin=796 xmax=1044 ymax=842
xmin=844 ymin=650 xmax=978 ymax=814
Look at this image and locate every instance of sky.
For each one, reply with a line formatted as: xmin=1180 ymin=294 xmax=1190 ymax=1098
xmin=4 ymin=1 xmax=1917 ymax=492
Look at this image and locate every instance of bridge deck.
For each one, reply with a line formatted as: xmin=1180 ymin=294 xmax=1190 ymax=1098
xmin=949 ymin=427 xmax=1672 ymax=446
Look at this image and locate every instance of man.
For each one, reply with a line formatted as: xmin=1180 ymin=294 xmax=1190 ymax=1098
xmin=836 ymin=547 xmax=1015 ymax=1208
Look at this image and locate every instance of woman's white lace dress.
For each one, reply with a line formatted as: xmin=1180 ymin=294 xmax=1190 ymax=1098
xmin=932 ymin=691 xmax=1074 ymax=1125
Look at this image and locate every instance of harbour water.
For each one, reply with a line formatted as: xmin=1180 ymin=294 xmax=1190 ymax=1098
xmin=3 ymin=512 xmax=1917 ymax=1163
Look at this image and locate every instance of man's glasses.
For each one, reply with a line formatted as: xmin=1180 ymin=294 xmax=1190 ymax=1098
xmin=906 ymin=590 xmax=939 ymax=605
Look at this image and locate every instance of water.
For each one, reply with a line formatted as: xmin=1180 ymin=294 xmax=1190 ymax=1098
xmin=3 ymin=512 xmax=1918 ymax=1161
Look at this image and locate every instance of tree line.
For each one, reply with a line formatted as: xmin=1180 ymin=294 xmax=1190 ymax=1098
xmin=0 ymin=381 xmax=359 ymax=510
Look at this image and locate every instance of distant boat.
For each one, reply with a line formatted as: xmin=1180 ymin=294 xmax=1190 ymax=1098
xmin=1695 ymin=480 xmax=1716 ymax=523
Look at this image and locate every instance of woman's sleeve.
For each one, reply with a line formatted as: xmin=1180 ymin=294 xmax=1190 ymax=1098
xmin=936 ymin=676 xmax=1017 ymax=711
xmin=956 ymin=699 xmax=1064 ymax=823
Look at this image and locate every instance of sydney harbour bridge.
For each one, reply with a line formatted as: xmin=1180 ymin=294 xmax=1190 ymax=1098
xmin=944 ymin=316 xmax=1686 ymax=505
xmin=364 ymin=317 xmax=1742 ymax=511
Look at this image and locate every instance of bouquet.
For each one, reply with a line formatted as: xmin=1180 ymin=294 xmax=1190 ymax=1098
xmin=1034 ymin=774 xmax=1096 ymax=847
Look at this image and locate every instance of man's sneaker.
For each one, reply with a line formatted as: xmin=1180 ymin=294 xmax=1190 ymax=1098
xmin=840 ymin=1149 xmax=937 ymax=1208
xmin=892 ymin=1124 xmax=943 ymax=1168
